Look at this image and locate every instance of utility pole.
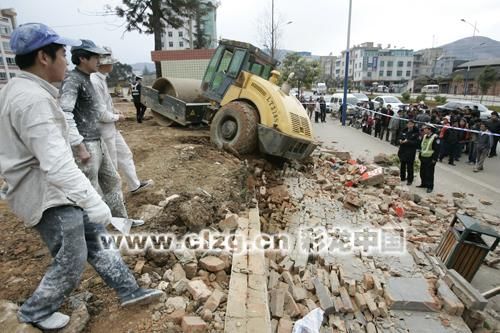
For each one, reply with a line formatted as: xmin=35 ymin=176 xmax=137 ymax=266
xmin=271 ymin=0 xmax=274 ymax=59
xmin=341 ymin=0 xmax=353 ymax=126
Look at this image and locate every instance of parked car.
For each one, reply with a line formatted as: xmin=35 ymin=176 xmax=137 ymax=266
xmin=329 ymin=93 xmax=360 ymax=115
xmin=352 ymin=93 xmax=369 ymax=104
xmin=436 ymin=101 xmax=493 ymax=120
xmin=372 ymin=95 xmax=406 ymax=111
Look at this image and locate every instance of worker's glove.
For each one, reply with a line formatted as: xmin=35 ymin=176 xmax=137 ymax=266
xmin=79 ymin=194 xmax=112 ymax=226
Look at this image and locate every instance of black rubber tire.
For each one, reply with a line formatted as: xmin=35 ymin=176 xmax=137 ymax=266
xmin=210 ymin=101 xmax=259 ymax=155
xmin=151 ymin=110 xmax=175 ymax=127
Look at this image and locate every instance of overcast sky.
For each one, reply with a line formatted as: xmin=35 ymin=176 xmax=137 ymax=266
xmin=2 ymin=0 xmax=499 ymax=64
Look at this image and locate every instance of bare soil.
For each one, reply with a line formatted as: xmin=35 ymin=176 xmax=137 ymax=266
xmin=0 ymin=101 xmax=252 ymax=332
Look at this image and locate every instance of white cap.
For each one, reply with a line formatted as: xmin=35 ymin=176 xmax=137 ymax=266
xmin=99 ymin=46 xmax=118 ymax=65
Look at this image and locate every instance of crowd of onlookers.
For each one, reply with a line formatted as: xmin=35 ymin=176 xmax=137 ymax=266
xmin=349 ymin=100 xmax=500 ymax=173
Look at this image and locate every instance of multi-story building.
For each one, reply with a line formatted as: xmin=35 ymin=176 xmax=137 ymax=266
xmin=319 ymin=55 xmax=337 ymax=82
xmin=161 ymin=0 xmax=218 ymax=51
xmin=0 ymin=8 xmax=20 ymax=89
xmin=412 ymin=47 xmax=442 ymax=78
xmin=334 ymin=42 xmax=414 ymax=89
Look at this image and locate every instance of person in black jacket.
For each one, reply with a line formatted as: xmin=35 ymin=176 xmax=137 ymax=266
xmin=487 ymin=112 xmax=500 ymax=157
xmin=319 ymin=96 xmax=327 ymax=122
xmin=398 ymin=119 xmax=420 ymax=185
xmin=440 ymin=119 xmax=460 ymax=165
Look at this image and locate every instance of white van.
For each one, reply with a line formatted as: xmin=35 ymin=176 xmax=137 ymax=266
xmin=315 ymin=82 xmax=327 ymax=95
xmin=421 ymin=84 xmax=439 ymax=94
xmin=329 ymin=93 xmax=359 ymax=115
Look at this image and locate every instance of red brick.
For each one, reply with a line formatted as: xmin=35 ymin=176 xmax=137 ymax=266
xmin=181 ymin=316 xmax=207 ymax=333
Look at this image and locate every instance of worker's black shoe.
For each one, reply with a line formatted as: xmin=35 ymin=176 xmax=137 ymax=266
xmin=426 ymin=188 xmax=433 ymax=193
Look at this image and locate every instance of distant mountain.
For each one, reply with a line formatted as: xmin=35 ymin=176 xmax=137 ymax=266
xmin=131 ymin=62 xmax=155 ymax=74
xmin=438 ymin=36 xmax=500 ymax=61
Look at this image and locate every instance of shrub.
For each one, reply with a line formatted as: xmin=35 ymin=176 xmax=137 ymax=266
xmin=416 ymin=93 xmax=427 ymax=102
xmin=401 ymin=91 xmax=411 ymax=102
xmin=434 ymin=95 xmax=447 ymax=104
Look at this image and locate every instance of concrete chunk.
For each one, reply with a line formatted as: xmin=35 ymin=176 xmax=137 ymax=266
xmin=329 ymin=270 xmax=340 ymax=296
xmin=384 ymin=277 xmax=439 ymax=312
xmin=270 ymin=288 xmax=286 ymax=318
xmin=437 ymin=279 xmax=464 ymax=316
xmin=445 ymin=269 xmax=487 ymax=311
xmin=313 ymin=277 xmax=334 ymax=311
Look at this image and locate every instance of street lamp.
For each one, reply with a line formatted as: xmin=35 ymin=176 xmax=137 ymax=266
xmin=460 ymin=18 xmax=480 ymax=96
xmin=460 ymin=18 xmax=479 ymax=37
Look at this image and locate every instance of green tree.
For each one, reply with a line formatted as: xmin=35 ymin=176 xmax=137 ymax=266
xmin=114 ymin=0 xmax=201 ymax=77
xmin=192 ymin=2 xmax=211 ymax=49
xmin=478 ymin=66 xmax=497 ymax=100
xmin=279 ymin=53 xmax=320 ymax=90
xmin=108 ymin=62 xmax=134 ymax=86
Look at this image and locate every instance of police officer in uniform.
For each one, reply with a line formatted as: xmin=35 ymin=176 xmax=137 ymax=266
xmin=418 ymin=123 xmax=440 ymax=193
xmin=130 ymin=76 xmax=146 ymax=123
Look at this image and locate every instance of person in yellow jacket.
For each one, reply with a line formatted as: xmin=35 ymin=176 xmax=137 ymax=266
xmin=418 ymin=124 xmax=440 ymax=193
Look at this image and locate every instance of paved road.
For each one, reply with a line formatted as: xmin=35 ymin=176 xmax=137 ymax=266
xmin=313 ymin=117 xmax=500 ymax=216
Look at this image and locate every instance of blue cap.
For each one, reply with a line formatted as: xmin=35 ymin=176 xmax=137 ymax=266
xmin=71 ymin=39 xmax=107 ymax=55
xmin=10 ymin=23 xmax=81 ymax=55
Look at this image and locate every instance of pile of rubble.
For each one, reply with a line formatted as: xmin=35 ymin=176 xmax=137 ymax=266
xmin=249 ymin=148 xmax=499 ymax=332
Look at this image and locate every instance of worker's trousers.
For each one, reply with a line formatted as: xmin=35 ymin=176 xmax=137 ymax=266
xmin=18 ymin=206 xmax=138 ymax=323
xmin=76 ymin=140 xmax=128 ymax=218
xmin=102 ymin=131 xmax=141 ymax=192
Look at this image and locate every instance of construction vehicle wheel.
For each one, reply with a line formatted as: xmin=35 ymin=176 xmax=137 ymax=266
xmin=152 ymin=110 xmax=175 ymax=127
xmin=210 ymin=101 xmax=258 ymax=155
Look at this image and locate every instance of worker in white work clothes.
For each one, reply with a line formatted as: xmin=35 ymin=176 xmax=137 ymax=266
xmin=90 ymin=47 xmax=154 ymax=194
xmin=0 ymin=23 xmax=163 ymax=331
xmin=59 ymin=39 xmax=144 ymax=227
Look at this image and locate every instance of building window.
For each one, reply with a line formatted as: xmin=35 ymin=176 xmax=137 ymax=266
xmin=2 ymin=41 xmax=10 ymax=51
xmin=0 ymin=25 xmax=11 ymax=34
xmin=168 ymin=41 xmax=173 ymax=47
xmin=387 ymin=61 xmax=393 ymax=67
xmin=406 ymin=70 xmax=411 ymax=77
xmin=179 ymin=41 xmax=184 ymax=47
xmin=6 ymin=57 xmax=15 ymax=65
xmin=386 ymin=70 xmax=392 ymax=76
xmin=380 ymin=61 xmax=385 ymax=67
xmin=379 ymin=70 xmax=384 ymax=76
xmin=9 ymin=72 xmax=15 ymax=78
xmin=367 ymin=72 xmax=372 ymax=77
xmin=396 ymin=70 xmax=402 ymax=77
xmin=168 ymin=31 xmax=173 ymax=37
xmin=407 ymin=61 xmax=412 ymax=67
xmin=0 ymin=72 xmax=7 ymax=80
xmin=178 ymin=31 xmax=183 ymax=37
xmin=397 ymin=61 xmax=404 ymax=67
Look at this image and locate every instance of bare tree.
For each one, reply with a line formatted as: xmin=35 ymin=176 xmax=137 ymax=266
xmin=256 ymin=3 xmax=289 ymax=60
